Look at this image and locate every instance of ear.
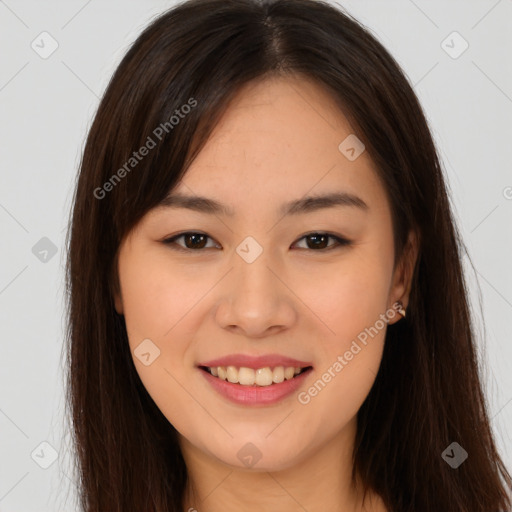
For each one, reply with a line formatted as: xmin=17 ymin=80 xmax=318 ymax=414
xmin=387 ymin=228 xmax=419 ymax=325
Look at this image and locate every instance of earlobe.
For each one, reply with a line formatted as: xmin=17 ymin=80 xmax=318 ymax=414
xmin=388 ymin=229 xmax=420 ymax=324
xmin=394 ymin=300 xmax=407 ymax=318
xmin=388 ymin=300 xmax=406 ymax=325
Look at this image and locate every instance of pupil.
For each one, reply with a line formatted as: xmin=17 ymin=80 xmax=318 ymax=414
xmin=186 ymin=234 xmax=207 ymax=249
xmin=184 ymin=234 xmax=328 ymax=250
xmin=308 ymin=234 xmax=327 ymax=249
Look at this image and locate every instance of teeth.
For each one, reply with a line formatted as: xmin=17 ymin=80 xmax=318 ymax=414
xmin=226 ymin=366 xmax=238 ymax=383
xmin=239 ymin=367 xmax=255 ymax=386
xmin=284 ymin=367 xmax=295 ymax=380
xmin=218 ymin=366 xmax=227 ymax=381
xmin=207 ymin=365 xmax=307 ymax=386
xmin=255 ymin=367 xmax=273 ymax=386
xmin=272 ymin=366 xmax=284 ymax=383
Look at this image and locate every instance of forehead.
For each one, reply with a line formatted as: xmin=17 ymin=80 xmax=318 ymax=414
xmin=169 ymin=75 xmax=386 ymax=216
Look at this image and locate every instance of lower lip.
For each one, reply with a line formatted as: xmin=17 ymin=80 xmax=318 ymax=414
xmin=199 ymin=367 xmax=313 ymax=406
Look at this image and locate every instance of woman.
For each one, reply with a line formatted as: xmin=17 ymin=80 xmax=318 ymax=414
xmin=64 ymin=0 xmax=512 ymax=510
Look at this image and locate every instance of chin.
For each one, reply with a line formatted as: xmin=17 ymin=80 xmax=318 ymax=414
xmin=208 ymin=434 xmax=307 ymax=472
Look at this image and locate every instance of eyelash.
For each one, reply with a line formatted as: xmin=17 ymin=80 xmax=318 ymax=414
xmin=161 ymin=231 xmax=352 ymax=253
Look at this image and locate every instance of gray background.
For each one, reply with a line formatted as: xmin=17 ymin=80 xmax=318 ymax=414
xmin=0 ymin=1 xmax=511 ymax=510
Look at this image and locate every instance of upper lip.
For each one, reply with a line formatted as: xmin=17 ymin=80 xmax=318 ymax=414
xmin=199 ymin=353 xmax=313 ymax=370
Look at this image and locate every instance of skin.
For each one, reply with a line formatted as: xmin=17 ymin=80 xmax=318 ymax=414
xmin=114 ymin=74 xmax=418 ymax=512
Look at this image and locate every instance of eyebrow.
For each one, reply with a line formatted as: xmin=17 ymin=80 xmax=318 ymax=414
xmin=157 ymin=191 xmax=369 ymax=217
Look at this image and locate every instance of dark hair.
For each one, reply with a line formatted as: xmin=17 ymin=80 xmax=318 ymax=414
xmin=64 ymin=0 xmax=512 ymax=510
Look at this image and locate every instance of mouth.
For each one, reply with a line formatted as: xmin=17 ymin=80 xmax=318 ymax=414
xmin=199 ymin=365 xmax=313 ymax=387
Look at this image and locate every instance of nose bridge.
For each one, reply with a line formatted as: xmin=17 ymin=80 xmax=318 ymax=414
xmin=233 ymin=238 xmax=280 ymax=306
xmin=215 ymin=237 xmax=296 ymax=336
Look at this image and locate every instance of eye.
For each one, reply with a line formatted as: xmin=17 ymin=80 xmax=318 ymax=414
xmin=162 ymin=231 xmax=351 ymax=252
xmin=162 ymin=232 xmax=220 ymax=251
xmin=292 ymin=232 xmax=352 ymax=251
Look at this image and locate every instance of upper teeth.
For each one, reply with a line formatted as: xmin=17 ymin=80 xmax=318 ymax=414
xmin=209 ymin=366 xmax=303 ymax=386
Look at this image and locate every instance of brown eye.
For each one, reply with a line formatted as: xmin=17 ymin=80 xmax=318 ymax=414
xmin=162 ymin=231 xmax=351 ymax=252
xmin=181 ymin=233 xmax=208 ymax=249
xmin=293 ymin=233 xmax=351 ymax=251
xmin=163 ymin=232 xmax=219 ymax=251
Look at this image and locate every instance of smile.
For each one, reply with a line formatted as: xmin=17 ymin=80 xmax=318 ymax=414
xmin=198 ymin=365 xmax=314 ymax=406
xmin=200 ymin=365 xmax=312 ymax=387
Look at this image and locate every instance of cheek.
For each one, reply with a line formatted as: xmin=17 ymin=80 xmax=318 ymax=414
xmin=118 ymin=250 xmax=196 ymax=342
xmin=296 ymin=269 xmax=389 ymax=434
xmin=299 ymin=254 xmax=391 ymax=348
xmin=295 ymin=249 xmax=392 ymax=425
xmin=117 ymin=252 xmax=197 ymax=428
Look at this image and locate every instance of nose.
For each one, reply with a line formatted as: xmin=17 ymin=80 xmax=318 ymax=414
xmin=214 ymin=251 xmax=297 ymax=338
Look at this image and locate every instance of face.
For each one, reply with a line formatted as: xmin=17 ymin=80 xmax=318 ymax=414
xmin=114 ymin=75 xmax=416 ymax=472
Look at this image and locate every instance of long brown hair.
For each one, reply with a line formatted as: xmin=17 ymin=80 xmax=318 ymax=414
xmin=64 ymin=0 xmax=512 ymax=510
